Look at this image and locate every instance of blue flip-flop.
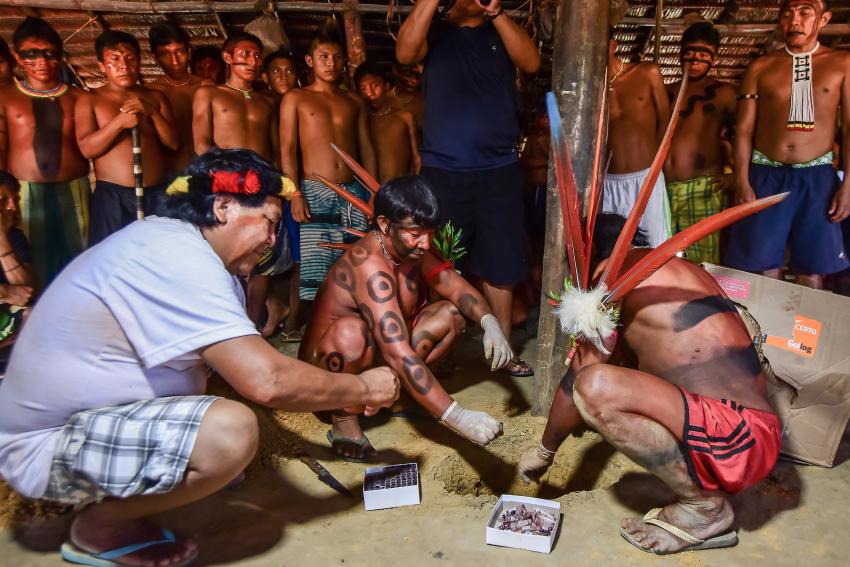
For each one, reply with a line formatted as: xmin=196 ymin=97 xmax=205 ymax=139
xmin=60 ymin=528 xmax=198 ymax=567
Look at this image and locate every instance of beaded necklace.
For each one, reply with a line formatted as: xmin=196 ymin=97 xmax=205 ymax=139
xmin=15 ymin=78 xmax=68 ymax=102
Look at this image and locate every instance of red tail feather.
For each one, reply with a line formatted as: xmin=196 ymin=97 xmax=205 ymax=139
xmin=605 ymin=193 xmax=789 ymax=302
xmin=330 ymin=143 xmax=380 ymax=194
xmin=582 ymin=87 xmax=609 ymax=285
xmin=313 ymin=173 xmax=374 ymax=218
xmin=600 ymin=75 xmax=689 ymax=289
xmin=342 ymin=227 xmax=367 ymax=238
xmin=318 ymin=242 xmax=353 ymax=251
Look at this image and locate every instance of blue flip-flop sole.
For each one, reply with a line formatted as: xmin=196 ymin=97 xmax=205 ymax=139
xmin=60 ymin=528 xmax=198 ymax=567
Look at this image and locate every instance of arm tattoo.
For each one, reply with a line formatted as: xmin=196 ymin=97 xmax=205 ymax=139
xmin=458 ymin=293 xmax=479 ymax=315
xmin=367 ymin=271 xmax=397 ymax=303
xmin=559 ymin=367 xmax=576 ymax=396
xmin=378 ymin=311 xmax=407 ymax=344
xmin=404 ymin=265 xmax=420 ymax=294
xmin=326 ymin=352 xmax=345 ymax=373
xmin=357 ymin=302 xmax=376 ymax=331
xmin=350 ymin=244 xmax=370 ymax=266
xmin=402 ymin=355 xmax=433 ymax=395
xmin=333 ymin=259 xmax=355 ymax=292
xmin=411 ymin=329 xmax=438 ymax=357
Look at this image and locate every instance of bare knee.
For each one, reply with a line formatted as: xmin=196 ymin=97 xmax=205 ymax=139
xmin=573 ymin=365 xmax=620 ymax=425
xmin=323 ymin=317 xmax=371 ymax=363
xmin=193 ymin=399 xmax=259 ymax=470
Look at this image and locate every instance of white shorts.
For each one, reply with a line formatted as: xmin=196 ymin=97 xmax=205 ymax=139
xmin=602 ymin=168 xmax=671 ymax=247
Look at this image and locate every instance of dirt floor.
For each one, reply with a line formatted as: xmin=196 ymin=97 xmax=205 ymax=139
xmin=2 ymin=332 xmax=850 ymax=566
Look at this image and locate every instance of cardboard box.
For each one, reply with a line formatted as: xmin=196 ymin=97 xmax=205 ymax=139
xmin=485 ymin=495 xmax=561 ymax=554
xmin=703 ymin=264 xmax=850 ymax=467
xmin=363 ymin=463 xmax=420 ymax=511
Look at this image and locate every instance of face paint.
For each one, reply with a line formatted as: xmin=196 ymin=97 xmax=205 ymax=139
xmin=18 ymin=48 xmax=60 ymax=61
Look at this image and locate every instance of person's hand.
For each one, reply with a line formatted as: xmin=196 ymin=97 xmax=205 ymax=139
xmin=481 ymin=313 xmax=513 ymax=370
xmin=0 ymin=284 xmax=32 ymax=307
xmin=475 ymin=0 xmax=502 ymax=17
xmin=441 ymin=401 xmax=503 ymax=445
xmin=829 ymin=185 xmax=850 ymax=222
xmin=519 ymin=443 xmax=556 ymax=484
xmin=115 ymin=108 xmax=140 ymax=130
xmin=291 ymin=195 xmax=311 ymax=223
xmin=348 ymin=366 xmax=400 ymax=417
xmin=715 ymin=173 xmax=736 ymax=195
xmin=121 ymin=96 xmax=155 ymax=117
xmin=734 ymin=178 xmax=756 ymax=205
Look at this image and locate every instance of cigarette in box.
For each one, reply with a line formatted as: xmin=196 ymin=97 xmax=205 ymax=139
xmin=363 ymin=463 xmax=421 ymax=511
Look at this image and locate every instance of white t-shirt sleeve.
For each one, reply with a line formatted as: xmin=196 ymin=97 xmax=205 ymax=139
xmin=101 ymin=239 xmax=258 ymax=368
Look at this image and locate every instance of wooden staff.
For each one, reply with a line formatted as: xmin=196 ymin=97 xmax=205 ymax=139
xmin=131 ymin=127 xmax=143 ymax=220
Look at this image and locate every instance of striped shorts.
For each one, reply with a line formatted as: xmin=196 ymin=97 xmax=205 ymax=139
xmin=42 ymin=395 xmax=219 ymax=506
xmin=298 ymin=179 xmax=370 ymax=301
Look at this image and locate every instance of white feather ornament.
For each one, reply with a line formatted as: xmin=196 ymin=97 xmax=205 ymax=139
xmin=553 ymin=283 xmax=618 ymax=354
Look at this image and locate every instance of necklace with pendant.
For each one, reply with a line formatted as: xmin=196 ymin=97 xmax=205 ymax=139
xmin=163 ymin=74 xmax=191 ymax=87
xmin=15 ymin=78 xmax=68 ymax=102
xmin=375 ymin=230 xmax=400 ymax=267
xmin=371 ymin=104 xmax=393 ymax=117
xmin=609 ymin=59 xmax=626 ymax=91
xmin=225 ymin=81 xmax=253 ymax=100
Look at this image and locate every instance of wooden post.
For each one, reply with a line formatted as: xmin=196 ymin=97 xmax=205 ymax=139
xmin=533 ymin=0 xmax=609 ymax=415
xmin=654 ymin=0 xmax=663 ymax=62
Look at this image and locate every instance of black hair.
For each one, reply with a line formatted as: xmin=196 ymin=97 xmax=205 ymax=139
xmin=223 ymin=32 xmax=263 ymax=55
xmin=592 ymin=213 xmax=651 ymax=262
xmin=263 ymin=48 xmax=295 ymax=72
xmin=191 ymin=45 xmax=222 ymax=66
xmin=161 ymin=148 xmax=285 ymax=227
xmin=0 ymin=170 xmax=19 ymax=190
xmin=353 ymin=61 xmax=386 ymax=87
xmin=309 ymin=18 xmax=344 ymax=54
xmin=0 ymin=38 xmax=13 ymax=65
xmin=373 ymin=176 xmax=440 ymax=230
xmin=95 ymin=30 xmax=141 ymax=61
xmin=149 ymin=22 xmax=191 ymax=53
xmin=681 ymin=21 xmax=720 ymax=52
xmin=13 ymin=17 xmax=62 ymax=53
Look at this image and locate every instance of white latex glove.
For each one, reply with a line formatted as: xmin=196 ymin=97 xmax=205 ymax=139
xmin=481 ymin=314 xmax=513 ymax=371
xmin=518 ymin=442 xmax=557 ymax=484
xmin=441 ymin=401 xmax=503 ymax=445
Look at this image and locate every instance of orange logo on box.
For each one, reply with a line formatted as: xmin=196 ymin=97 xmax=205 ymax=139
xmin=764 ymin=315 xmax=821 ymax=358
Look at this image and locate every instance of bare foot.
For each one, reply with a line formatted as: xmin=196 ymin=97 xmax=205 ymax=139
xmin=330 ymin=414 xmax=377 ymax=461
xmin=69 ymin=512 xmax=198 ymax=567
xmin=620 ymin=496 xmax=734 ymax=554
xmin=260 ymin=297 xmax=290 ymax=338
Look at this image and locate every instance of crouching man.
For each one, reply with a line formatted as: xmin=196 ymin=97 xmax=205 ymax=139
xmin=300 ymin=176 xmax=513 ymax=461
xmin=518 ymin=214 xmax=781 ymax=555
xmin=0 ymin=149 xmax=399 ymax=567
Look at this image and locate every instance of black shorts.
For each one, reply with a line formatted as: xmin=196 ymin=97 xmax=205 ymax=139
xmin=421 ymin=163 xmax=529 ymax=285
xmin=89 ymin=180 xmax=168 ymax=247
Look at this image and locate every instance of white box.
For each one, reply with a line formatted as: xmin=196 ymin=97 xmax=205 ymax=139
xmin=363 ymin=463 xmax=420 ymax=511
xmin=485 ymin=495 xmax=561 ymax=554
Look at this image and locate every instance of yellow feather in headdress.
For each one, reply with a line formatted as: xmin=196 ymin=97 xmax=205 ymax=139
xmin=165 ymin=175 xmax=191 ymax=195
xmin=279 ymin=176 xmax=298 ymax=200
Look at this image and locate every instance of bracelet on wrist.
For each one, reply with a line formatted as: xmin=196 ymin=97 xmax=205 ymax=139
xmin=486 ymin=8 xmax=504 ymax=20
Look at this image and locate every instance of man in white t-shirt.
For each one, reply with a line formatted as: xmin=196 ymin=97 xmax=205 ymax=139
xmin=0 ymin=149 xmax=399 ymax=567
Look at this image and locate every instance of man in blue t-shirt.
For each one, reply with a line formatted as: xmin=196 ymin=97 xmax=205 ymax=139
xmin=397 ymin=0 xmax=540 ymax=376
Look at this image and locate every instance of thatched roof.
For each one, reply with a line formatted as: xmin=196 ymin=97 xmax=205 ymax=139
xmin=1 ymin=0 xmax=848 ymax=91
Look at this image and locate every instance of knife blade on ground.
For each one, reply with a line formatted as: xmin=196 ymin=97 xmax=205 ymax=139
xmin=299 ymin=456 xmax=354 ymax=498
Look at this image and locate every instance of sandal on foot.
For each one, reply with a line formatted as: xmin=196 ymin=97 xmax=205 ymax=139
xmin=618 ymin=507 xmax=738 ymax=554
xmin=503 ymin=357 xmax=534 ymax=377
xmin=326 ymin=429 xmax=377 ymax=463
xmin=60 ymin=528 xmax=198 ymax=567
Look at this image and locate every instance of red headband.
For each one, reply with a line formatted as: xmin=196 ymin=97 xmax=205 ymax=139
xmin=210 ymin=169 xmax=261 ymax=195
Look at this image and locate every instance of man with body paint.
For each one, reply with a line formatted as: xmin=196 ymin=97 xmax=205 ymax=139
xmin=300 ymin=176 xmax=511 ymax=461
xmin=726 ymin=0 xmax=850 ymax=288
xmin=0 ymin=18 xmax=89 ymax=289
xmin=604 ymin=38 xmax=673 ymax=248
xmin=519 ymin=214 xmax=781 ymax=555
xmin=147 ymin=22 xmax=214 ymax=175
xmin=75 ymin=30 xmax=178 ymax=246
xmin=664 ymin=22 xmax=737 ymax=265
xmin=192 ymin=32 xmax=278 ymax=164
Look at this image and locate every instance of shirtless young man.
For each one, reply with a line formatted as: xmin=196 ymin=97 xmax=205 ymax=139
xmin=147 ymin=22 xmax=214 ymax=174
xmin=265 ymin=49 xmax=299 ymax=100
xmin=76 ymin=31 xmax=178 ymax=246
xmin=0 ymin=18 xmax=89 ymax=288
xmin=280 ymin=33 xmax=376 ymax=302
xmin=193 ymin=32 xmax=278 ymax=163
xmin=726 ymin=0 xmax=850 ymax=288
xmin=301 ymin=176 xmax=511 ymax=460
xmin=605 ymin=39 xmax=673 ymax=247
xmin=354 ymin=61 xmax=420 ymax=183
xmin=191 ymin=45 xmax=224 ymax=84
xmin=664 ymin=22 xmax=737 ymax=265
xmin=390 ymin=63 xmax=424 ymax=132
xmin=519 ymin=214 xmax=781 ymax=555
xmin=0 ymin=38 xmax=14 ymax=86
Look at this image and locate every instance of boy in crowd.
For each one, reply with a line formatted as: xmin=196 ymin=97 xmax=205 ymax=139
xmin=280 ymin=32 xmax=376 ymax=302
xmin=265 ymin=49 xmax=299 ymax=99
xmin=355 ymin=61 xmax=420 ymax=183
xmin=147 ymin=22 xmax=214 ymax=174
xmin=0 ymin=18 xmax=89 ymax=287
xmin=191 ymin=45 xmax=224 ymax=84
xmin=75 ymin=30 xmax=178 ymax=245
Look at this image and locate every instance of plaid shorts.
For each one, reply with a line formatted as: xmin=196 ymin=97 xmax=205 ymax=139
xmin=667 ymin=175 xmax=726 ymax=265
xmin=42 ymin=395 xmax=219 ymax=506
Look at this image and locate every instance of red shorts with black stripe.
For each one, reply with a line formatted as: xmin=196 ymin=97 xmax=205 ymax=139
xmin=678 ymin=387 xmax=782 ymax=494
